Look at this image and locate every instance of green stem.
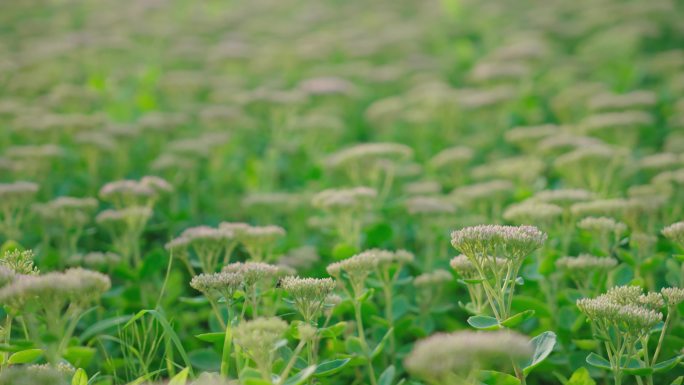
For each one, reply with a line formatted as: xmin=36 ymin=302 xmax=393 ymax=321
xmin=276 ymin=338 xmax=307 ymax=385
xmin=353 ymin=300 xmax=378 ymax=385
xmin=220 ymin=306 xmax=233 ymax=377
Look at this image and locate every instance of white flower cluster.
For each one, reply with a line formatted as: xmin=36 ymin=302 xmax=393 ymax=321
xmin=451 ymin=224 xmax=546 ymax=260
xmin=577 ymin=286 xmax=663 ymax=336
xmin=405 ymin=330 xmax=532 ymax=382
xmin=662 ymin=221 xmax=684 ymax=245
xmin=555 ymin=254 xmax=617 ymax=275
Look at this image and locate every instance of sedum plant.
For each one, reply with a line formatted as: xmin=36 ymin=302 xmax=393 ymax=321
xmin=33 ymin=196 xmax=98 ymax=257
xmin=451 ymin=225 xmax=546 ymax=323
xmin=555 ymin=254 xmax=617 ymax=296
xmin=311 ymin=186 xmax=377 ymax=248
xmin=167 ymin=225 xmax=235 ymax=275
xmin=405 ymin=330 xmax=532 ymax=385
xmin=0 ymin=181 xmax=39 ymax=241
xmin=577 ymin=286 xmax=684 ymax=385
xmin=0 ymin=268 xmax=110 ymax=364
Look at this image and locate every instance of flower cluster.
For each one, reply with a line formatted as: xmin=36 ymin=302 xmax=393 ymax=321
xmin=405 ymin=330 xmax=532 ymax=385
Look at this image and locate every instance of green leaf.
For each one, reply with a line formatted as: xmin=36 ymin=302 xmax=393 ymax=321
xmin=671 ymin=376 xmax=683 ymax=385
xmin=189 ymin=348 xmax=221 ymax=371
xmin=500 ymin=310 xmax=535 ymax=328
xmin=195 ymin=332 xmax=225 ymax=343
xmin=621 ymin=358 xmax=652 ymax=376
xmin=243 ymin=379 xmax=272 ymax=385
xmin=313 ymin=358 xmax=351 ymax=377
xmin=480 ymin=370 xmax=520 ymax=385
xmin=392 ymin=296 xmax=410 ymax=321
xmin=567 ymin=367 xmax=596 ymax=385
xmin=357 ymin=288 xmax=375 ymax=302
xmin=585 ymin=353 xmax=611 ymax=370
xmin=371 ymin=327 xmax=394 ymax=358
xmin=467 ymin=316 xmax=500 ymax=330
xmin=8 ymin=348 xmax=42 ymax=364
xmin=511 ymin=296 xmax=551 ymax=318
xmin=345 ymin=337 xmax=365 ymax=357
xmin=168 ymin=367 xmax=190 ymax=385
xmin=572 ymin=339 xmax=599 ymax=351
xmin=332 ymin=243 xmax=358 ymax=260
xmin=319 ymin=322 xmax=347 ymax=339
xmin=64 ymin=346 xmax=96 ymax=368
xmin=523 ymin=331 xmax=556 ymax=376
xmin=378 ymin=365 xmax=395 ymax=385
xmin=71 ymin=368 xmax=88 ymax=385
xmin=283 ymin=365 xmax=316 ymax=385
xmin=653 ymin=356 xmax=682 ymax=373
xmin=126 ymin=370 xmax=166 ymax=385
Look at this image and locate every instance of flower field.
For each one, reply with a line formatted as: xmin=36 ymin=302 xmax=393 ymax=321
xmin=0 ymin=0 xmax=684 ymax=384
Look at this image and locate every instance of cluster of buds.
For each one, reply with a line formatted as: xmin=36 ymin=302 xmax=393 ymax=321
xmin=0 ymin=181 xmax=39 ymax=240
xmin=662 ymin=221 xmax=684 ymax=246
xmin=166 ymin=225 xmax=236 ymax=274
xmin=238 ymin=225 xmax=286 ymax=262
xmin=555 ymin=254 xmax=617 ymax=295
xmin=324 ymin=142 xmax=413 ymax=187
xmin=0 ymin=268 xmax=110 ymax=363
xmin=96 ymin=206 xmax=152 ymax=267
xmin=405 ymin=330 xmax=532 ymax=385
xmin=327 ymin=249 xmax=411 ymax=297
xmin=98 ymin=176 xmax=172 ymax=209
xmin=450 ymin=180 xmax=514 ymax=220
xmin=0 ymin=249 xmax=39 ymax=276
xmin=503 ymin=201 xmax=563 ymax=230
xmin=66 ymin=251 xmax=121 ymax=272
xmin=577 ymin=286 xmax=663 ymax=338
xmin=222 ymin=262 xmax=283 ymax=317
xmin=33 ymin=196 xmax=98 ymax=256
xmin=451 ymin=225 xmax=546 ymax=320
xmin=311 ymin=187 xmax=377 ymax=247
xmin=280 ymin=276 xmax=336 ymax=323
xmin=576 ymin=216 xmax=627 ymax=255
xmin=576 ymin=285 xmax=674 ymax=383
xmin=0 ymin=366 xmax=68 ymax=385
xmin=233 ymin=317 xmax=288 ymax=379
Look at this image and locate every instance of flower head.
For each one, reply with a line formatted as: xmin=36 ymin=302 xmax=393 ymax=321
xmin=413 ymin=269 xmax=452 ymax=288
xmin=190 ymin=271 xmax=243 ymax=302
xmin=281 ymin=276 xmax=336 ymax=322
xmin=451 ymin=225 xmax=546 ymax=260
xmin=405 ymin=330 xmax=532 ymax=381
xmin=0 ymin=366 xmax=68 ymax=385
xmin=662 ymin=222 xmax=684 ymax=245
xmin=555 ymin=254 xmax=617 ymax=276
xmin=661 ymin=287 xmax=684 ymax=306
xmin=0 ymin=249 xmax=39 ymax=275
